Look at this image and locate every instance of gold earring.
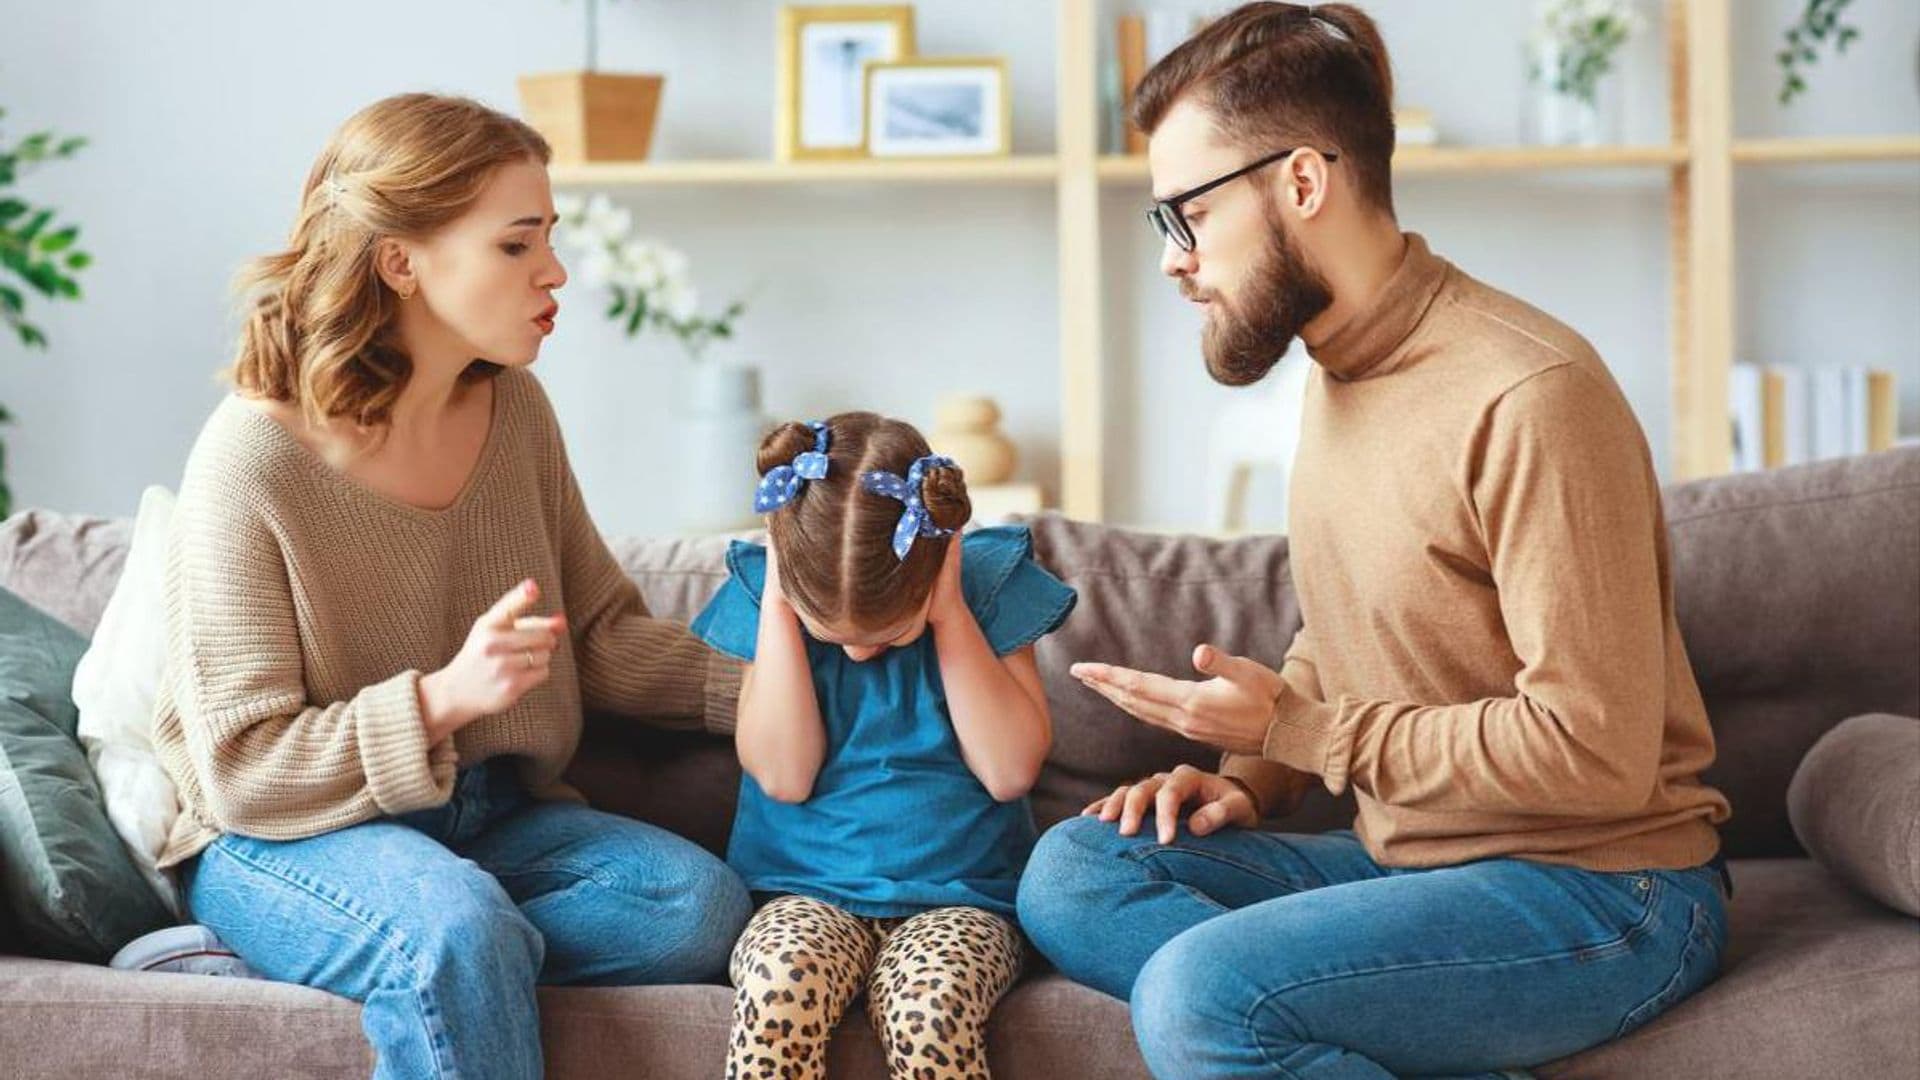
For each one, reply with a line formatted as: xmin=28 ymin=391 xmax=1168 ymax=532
xmin=398 ymin=285 xmax=414 ymax=301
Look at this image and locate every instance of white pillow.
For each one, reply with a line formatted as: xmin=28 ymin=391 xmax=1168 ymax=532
xmin=72 ymin=484 xmax=182 ymax=917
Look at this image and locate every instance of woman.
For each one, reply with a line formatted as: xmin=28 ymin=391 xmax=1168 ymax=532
xmin=150 ymin=93 xmax=749 ymax=1079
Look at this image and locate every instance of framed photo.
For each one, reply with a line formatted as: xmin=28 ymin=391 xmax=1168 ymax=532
xmin=777 ymin=5 xmax=916 ymax=161
xmin=862 ymin=57 xmax=1010 ymax=158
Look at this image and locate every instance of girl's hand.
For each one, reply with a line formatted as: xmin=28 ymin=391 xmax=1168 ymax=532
xmin=927 ymin=536 xmax=968 ymax=629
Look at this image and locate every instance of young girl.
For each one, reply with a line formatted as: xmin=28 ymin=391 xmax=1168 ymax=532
xmin=692 ymin=412 xmax=1077 ymax=1080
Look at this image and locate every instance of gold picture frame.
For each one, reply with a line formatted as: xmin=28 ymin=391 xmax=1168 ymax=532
xmin=776 ymin=5 xmax=917 ymax=161
xmin=862 ymin=57 xmax=1011 ymax=159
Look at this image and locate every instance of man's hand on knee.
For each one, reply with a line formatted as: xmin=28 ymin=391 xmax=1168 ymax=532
xmin=1082 ymin=763 xmax=1260 ymax=845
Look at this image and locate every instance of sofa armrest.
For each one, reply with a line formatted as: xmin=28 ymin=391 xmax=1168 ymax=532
xmin=1787 ymin=712 xmax=1920 ymax=917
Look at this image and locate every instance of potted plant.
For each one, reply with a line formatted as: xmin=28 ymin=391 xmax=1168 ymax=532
xmin=518 ymin=0 xmax=665 ymax=163
xmin=0 ymin=107 xmax=92 ymax=518
xmin=1523 ymin=0 xmax=1646 ymax=147
xmin=1776 ymin=0 xmax=1861 ymax=104
xmin=554 ymin=192 xmax=759 ymax=531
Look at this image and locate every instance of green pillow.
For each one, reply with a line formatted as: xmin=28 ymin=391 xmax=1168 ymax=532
xmin=0 ymin=584 xmax=172 ymax=960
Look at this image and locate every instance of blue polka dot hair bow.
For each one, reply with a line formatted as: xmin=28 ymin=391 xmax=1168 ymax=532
xmin=860 ymin=453 xmax=958 ymax=561
xmin=753 ymin=421 xmax=831 ymax=513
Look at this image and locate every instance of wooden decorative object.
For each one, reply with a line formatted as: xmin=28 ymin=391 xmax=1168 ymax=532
xmin=518 ymin=72 xmax=664 ymax=164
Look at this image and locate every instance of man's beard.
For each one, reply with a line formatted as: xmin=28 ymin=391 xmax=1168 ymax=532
xmin=1192 ymin=215 xmax=1332 ymax=387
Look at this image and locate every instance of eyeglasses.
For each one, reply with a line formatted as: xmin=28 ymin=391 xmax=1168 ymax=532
xmin=1145 ymin=147 xmax=1339 ymax=253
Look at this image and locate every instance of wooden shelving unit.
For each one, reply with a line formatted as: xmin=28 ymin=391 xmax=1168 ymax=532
xmin=550 ymin=0 xmax=1920 ymax=522
xmin=549 ymin=155 xmax=1062 ymax=186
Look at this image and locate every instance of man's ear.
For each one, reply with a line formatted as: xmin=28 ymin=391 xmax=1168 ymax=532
xmin=1281 ymin=149 xmax=1332 ymax=221
xmin=374 ymin=237 xmax=416 ymax=297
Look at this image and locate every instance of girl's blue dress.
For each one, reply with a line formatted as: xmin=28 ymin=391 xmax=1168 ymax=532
xmin=690 ymin=525 xmax=1076 ymax=918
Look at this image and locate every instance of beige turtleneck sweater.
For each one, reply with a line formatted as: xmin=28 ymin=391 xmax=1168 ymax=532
xmin=152 ymin=366 xmax=739 ymax=868
xmin=1223 ymin=233 xmax=1730 ymax=873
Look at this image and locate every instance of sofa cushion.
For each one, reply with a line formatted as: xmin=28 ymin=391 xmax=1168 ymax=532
xmin=1538 ymin=858 xmax=1920 ymax=1079
xmin=0 ymin=586 xmax=173 ymax=961
xmin=5 ymin=857 xmax=1910 ymax=1080
xmin=0 ymin=509 xmax=131 ymax=638
xmin=1787 ymin=712 xmax=1920 ymax=916
xmin=1664 ymin=448 xmax=1920 ymax=857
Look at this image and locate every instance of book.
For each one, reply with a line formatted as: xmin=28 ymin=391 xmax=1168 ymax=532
xmin=1772 ymin=365 xmax=1810 ymax=467
xmin=1729 ymin=363 xmax=1764 ymax=472
xmin=1868 ymin=370 xmax=1898 ymax=452
xmin=1810 ymin=366 xmax=1850 ymax=462
xmin=1117 ymin=14 xmax=1148 ymax=155
xmin=1843 ymin=367 xmax=1870 ymax=455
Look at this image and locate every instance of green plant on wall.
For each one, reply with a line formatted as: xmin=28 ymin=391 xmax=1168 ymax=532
xmin=0 ymin=106 xmax=92 ymax=518
xmin=1777 ymin=0 xmax=1861 ymax=104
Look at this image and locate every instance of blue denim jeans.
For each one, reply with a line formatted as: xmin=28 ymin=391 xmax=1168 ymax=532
xmin=182 ymin=760 xmax=752 ymax=1080
xmin=1016 ymin=819 xmax=1728 ymax=1080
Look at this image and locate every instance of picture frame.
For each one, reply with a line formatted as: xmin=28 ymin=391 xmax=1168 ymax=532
xmin=862 ymin=57 xmax=1011 ymax=159
xmin=776 ymin=5 xmax=917 ymax=161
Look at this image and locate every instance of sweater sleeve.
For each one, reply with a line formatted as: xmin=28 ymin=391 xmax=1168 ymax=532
xmin=546 ymin=419 xmax=741 ymax=734
xmin=165 ymin=480 xmax=457 ymax=838
xmin=1220 ymin=628 xmax=1321 ymax=817
xmin=1254 ymin=365 xmax=1673 ymax=817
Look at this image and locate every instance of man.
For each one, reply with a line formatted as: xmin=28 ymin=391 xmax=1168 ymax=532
xmin=1015 ymin=4 xmax=1733 ymax=1078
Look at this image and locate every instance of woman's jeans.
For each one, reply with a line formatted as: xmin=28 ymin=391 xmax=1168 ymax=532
xmin=1017 ymin=819 xmax=1729 ymax=1080
xmin=183 ymin=761 xmax=752 ymax=1080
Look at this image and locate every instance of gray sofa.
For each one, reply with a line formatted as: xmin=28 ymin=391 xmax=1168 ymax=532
xmin=2 ymin=448 xmax=1916 ymax=1079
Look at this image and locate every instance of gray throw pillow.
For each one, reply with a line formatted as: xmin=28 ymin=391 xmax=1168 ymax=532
xmin=0 ymin=585 xmax=173 ymax=960
xmin=1787 ymin=712 xmax=1920 ymax=917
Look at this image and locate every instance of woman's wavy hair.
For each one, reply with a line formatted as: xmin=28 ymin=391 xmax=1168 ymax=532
xmin=225 ymin=93 xmax=550 ymax=429
xmin=758 ymin=412 xmax=971 ymax=633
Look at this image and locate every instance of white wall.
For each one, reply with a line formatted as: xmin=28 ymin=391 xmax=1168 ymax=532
xmin=1 ymin=0 xmax=1914 ymax=537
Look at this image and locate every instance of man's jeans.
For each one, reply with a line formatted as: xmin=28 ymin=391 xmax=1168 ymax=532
xmin=1017 ymin=818 xmax=1728 ymax=1080
xmin=183 ymin=761 xmax=752 ymax=1080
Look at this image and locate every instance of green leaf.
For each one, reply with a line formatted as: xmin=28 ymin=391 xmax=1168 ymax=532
xmin=18 ymin=208 xmax=52 ymax=242
xmin=54 ymin=136 xmax=86 ymax=157
xmin=0 ymin=199 xmax=26 ymax=224
xmin=0 ymin=285 xmax=20 ymax=313
xmin=64 ymin=251 xmax=90 ymax=271
xmin=608 ymin=287 xmax=626 ymax=319
xmin=36 ymin=226 xmax=78 ymax=253
xmin=53 ymin=277 xmax=80 ymax=299
xmin=16 ymin=322 xmax=45 ymax=348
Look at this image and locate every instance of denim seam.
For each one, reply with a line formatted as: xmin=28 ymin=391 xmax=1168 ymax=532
xmin=1613 ymin=900 xmax=1713 ymax=1040
xmin=491 ymin=858 xmax=623 ymax=893
xmin=1127 ymin=843 xmax=1323 ymax=895
xmin=1232 ymin=873 xmax=1673 ymax=1038
xmin=203 ymin=841 xmax=457 ymax=1078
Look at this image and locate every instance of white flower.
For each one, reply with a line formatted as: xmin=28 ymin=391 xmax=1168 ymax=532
xmin=663 ymin=280 xmax=698 ymax=323
xmin=579 ymin=246 xmax=619 ymax=290
xmin=579 ymin=194 xmax=633 ymax=247
xmin=553 ymin=192 xmax=585 ymax=222
xmin=614 ymin=242 xmax=665 ymax=292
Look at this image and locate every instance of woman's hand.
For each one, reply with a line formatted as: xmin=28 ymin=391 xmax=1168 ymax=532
xmin=1070 ymin=644 xmax=1283 ymax=756
xmin=1082 ymin=763 xmax=1261 ymax=844
xmin=419 ymin=579 xmax=566 ymax=744
xmin=926 ymin=536 xmax=968 ymax=629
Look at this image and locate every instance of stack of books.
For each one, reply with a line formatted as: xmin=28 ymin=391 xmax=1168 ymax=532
xmin=1729 ymin=364 xmax=1901 ymax=472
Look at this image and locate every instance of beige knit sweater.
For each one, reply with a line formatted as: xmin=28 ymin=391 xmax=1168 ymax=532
xmin=1223 ymin=233 xmax=1731 ymax=873
xmin=152 ymin=366 xmax=739 ymax=868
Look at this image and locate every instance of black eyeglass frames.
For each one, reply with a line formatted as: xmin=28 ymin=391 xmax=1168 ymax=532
xmin=1145 ymin=147 xmax=1339 ymax=252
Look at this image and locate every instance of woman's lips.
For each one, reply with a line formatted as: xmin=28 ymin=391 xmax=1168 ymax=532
xmin=534 ymin=303 xmax=558 ymax=335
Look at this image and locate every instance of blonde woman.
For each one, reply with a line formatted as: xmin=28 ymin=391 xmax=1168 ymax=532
xmin=151 ymin=93 xmax=749 ymax=1079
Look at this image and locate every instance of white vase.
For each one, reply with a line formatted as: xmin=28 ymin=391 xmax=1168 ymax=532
xmin=1524 ymin=41 xmax=1624 ymax=147
xmin=672 ymin=360 xmax=770 ymax=533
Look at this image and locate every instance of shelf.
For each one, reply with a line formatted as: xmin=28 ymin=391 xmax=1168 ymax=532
xmin=1096 ymin=144 xmax=1689 ymax=183
xmin=1732 ymin=135 xmax=1920 ymax=165
xmin=549 ymin=155 xmax=1060 ymax=187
